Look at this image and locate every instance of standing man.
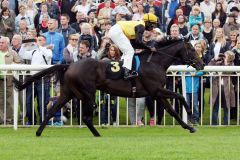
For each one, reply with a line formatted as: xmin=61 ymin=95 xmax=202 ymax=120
xmin=57 ymin=14 xmax=76 ymax=46
xmin=61 ymin=0 xmax=77 ymax=24
xmin=19 ymin=35 xmax=52 ymax=125
xmin=44 ymin=19 xmax=65 ymax=64
xmin=0 ymin=36 xmax=22 ymax=125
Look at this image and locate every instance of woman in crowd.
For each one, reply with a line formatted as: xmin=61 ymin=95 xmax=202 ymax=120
xmin=132 ymin=3 xmax=144 ymax=21
xmin=63 ymin=34 xmax=79 ymax=64
xmin=208 ymin=51 xmax=236 ymax=125
xmin=202 ymin=18 xmax=213 ymax=45
xmin=177 ymin=14 xmax=188 ymax=36
xmin=205 ymin=28 xmax=230 ymax=64
xmin=0 ymin=7 xmax=15 ymax=39
xmin=211 ymin=2 xmax=227 ymax=27
xmin=229 ymin=30 xmax=239 ymax=49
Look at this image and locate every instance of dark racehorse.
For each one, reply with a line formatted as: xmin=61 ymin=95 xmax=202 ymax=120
xmin=13 ymin=39 xmax=204 ymax=137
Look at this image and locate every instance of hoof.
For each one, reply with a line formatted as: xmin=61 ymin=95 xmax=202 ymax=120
xmin=94 ymin=134 xmax=101 ymax=137
xmin=189 ymin=127 xmax=197 ymax=133
xmin=36 ymin=131 xmax=41 ymax=137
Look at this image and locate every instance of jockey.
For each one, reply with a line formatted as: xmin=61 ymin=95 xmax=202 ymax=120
xmin=109 ymin=13 xmax=158 ymax=80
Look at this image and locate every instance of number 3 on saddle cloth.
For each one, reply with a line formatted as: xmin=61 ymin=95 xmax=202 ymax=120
xmin=105 ymin=55 xmax=141 ymax=80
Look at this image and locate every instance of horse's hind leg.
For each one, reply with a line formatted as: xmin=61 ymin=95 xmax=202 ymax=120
xmin=157 ymin=98 xmax=196 ymax=133
xmin=72 ymin=87 xmax=100 ymax=137
xmin=36 ymin=95 xmax=71 ymax=137
xmin=81 ymin=99 xmax=101 ymax=137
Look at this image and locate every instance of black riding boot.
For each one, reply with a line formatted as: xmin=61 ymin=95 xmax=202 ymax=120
xmin=124 ymin=68 xmax=138 ymax=80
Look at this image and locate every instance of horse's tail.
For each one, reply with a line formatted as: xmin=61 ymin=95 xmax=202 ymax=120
xmin=13 ymin=64 xmax=69 ymax=91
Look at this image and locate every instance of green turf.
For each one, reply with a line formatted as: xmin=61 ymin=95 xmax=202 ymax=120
xmin=1 ymin=127 xmax=240 ymax=160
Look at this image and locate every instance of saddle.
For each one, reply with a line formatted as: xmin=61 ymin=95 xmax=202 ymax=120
xmin=105 ymin=56 xmax=140 ymax=80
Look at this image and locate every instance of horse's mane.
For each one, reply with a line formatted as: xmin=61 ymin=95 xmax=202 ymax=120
xmin=156 ymin=38 xmax=182 ymax=48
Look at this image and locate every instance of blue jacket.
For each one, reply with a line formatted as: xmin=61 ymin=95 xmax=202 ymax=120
xmin=185 ymin=71 xmax=204 ymax=93
xmin=43 ymin=32 xmax=65 ymax=64
xmin=188 ymin=14 xmax=203 ymax=29
xmin=168 ymin=0 xmax=178 ymax=19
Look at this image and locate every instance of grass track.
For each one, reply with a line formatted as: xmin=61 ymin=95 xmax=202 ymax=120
xmin=1 ymin=127 xmax=240 ymax=160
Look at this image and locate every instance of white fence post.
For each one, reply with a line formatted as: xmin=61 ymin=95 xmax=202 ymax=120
xmin=181 ymin=72 xmax=188 ymax=123
xmin=13 ymin=71 xmax=19 ymax=130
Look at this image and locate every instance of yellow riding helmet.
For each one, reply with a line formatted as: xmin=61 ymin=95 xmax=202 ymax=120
xmin=143 ymin=13 xmax=158 ymax=24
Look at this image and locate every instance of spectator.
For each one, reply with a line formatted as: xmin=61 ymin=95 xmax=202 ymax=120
xmin=26 ymin=0 xmax=38 ymax=22
xmin=46 ymin=0 xmax=60 ymax=20
xmin=43 ymin=19 xmax=65 ymax=64
xmin=233 ymin=37 xmax=240 ymax=65
xmin=16 ymin=19 xmax=28 ymax=40
xmin=112 ymin=0 xmax=132 ymax=19
xmin=217 ymin=0 xmax=227 ymax=12
xmin=167 ymin=0 xmax=178 ymax=20
xmin=1 ymin=0 xmax=15 ymax=18
xmin=187 ymin=24 xmax=205 ymax=46
xmin=11 ymin=34 xmax=22 ymax=53
xmin=101 ymin=20 xmax=112 ymax=38
xmin=212 ymin=18 xmax=221 ymax=38
xmin=188 ymin=6 xmax=203 ymax=30
xmin=205 ymin=28 xmax=230 ymax=64
xmin=230 ymin=7 xmax=240 ymax=24
xmin=0 ymin=7 xmax=15 ymax=39
xmin=158 ymin=0 xmax=168 ymax=33
xmin=100 ymin=44 xmax=120 ymax=126
xmin=78 ymin=39 xmax=97 ymax=59
xmin=97 ymin=36 xmax=111 ymax=60
xmin=87 ymin=9 xmax=98 ymax=27
xmin=57 ymin=14 xmax=77 ymax=46
xmin=185 ymin=42 xmax=205 ymax=125
xmin=177 ymin=14 xmax=188 ymax=36
xmin=226 ymin=0 xmax=240 ymax=14
xmin=71 ymin=12 xmax=87 ymax=33
xmin=144 ymin=0 xmax=161 ymax=21
xmin=19 ymin=35 xmax=52 ymax=125
xmin=208 ymin=51 xmax=235 ymax=125
xmin=15 ymin=4 xmax=34 ymax=32
xmin=61 ymin=0 xmax=77 ymax=24
xmin=200 ymin=0 xmax=215 ymax=18
xmin=34 ymin=3 xmax=50 ymax=35
xmin=0 ymin=36 xmax=22 ymax=125
xmin=176 ymin=0 xmax=192 ymax=18
xmin=202 ymin=18 xmax=213 ymax=45
xmin=97 ymin=0 xmax=115 ymax=16
xmin=71 ymin=0 xmax=91 ymax=16
xmin=79 ymin=22 xmax=97 ymax=52
xmin=98 ymin=0 xmax=113 ymax=24
xmin=229 ymin=30 xmax=239 ymax=49
xmin=211 ymin=2 xmax=227 ymax=27
xmin=223 ymin=14 xmax=240 ymax=40
xmin=63 ymin=34 xmax=79 ymax=63
xmin=132 ymin=3 xmax=144 ymax=21
xmin=167 ymin=8 xmax=183 ymax=35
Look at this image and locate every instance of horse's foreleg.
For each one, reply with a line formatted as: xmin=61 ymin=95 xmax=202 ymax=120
xmin=157 ymin=98 xmax=196 ymax=133
xmin=156 ymin=88 xmax=193 ymax=121
xmin=36 ymin=96 xmax=70 ymax=137
xmin=82 ymin=100 xmax=101 ymax=137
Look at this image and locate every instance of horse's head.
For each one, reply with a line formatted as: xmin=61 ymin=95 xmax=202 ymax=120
xmin=180 ymin=41 xmax=205 ymax=70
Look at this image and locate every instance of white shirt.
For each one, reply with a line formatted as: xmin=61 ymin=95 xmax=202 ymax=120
xmin=214 ymin=42 xmax=221 ymax=59
xmin=19 ymin=45 xmax=53 ymax=74
xmin=200 ymin=1 xmax=215 ymax=18
xmin=74 ymin=4 xmax=91 ymax=16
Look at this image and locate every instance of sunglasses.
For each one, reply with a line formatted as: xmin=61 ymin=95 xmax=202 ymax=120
xmin=70 ymin=39 xmax=78 ymax=41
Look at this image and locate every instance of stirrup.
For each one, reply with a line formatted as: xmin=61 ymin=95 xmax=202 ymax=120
xmin=124 ymin=71 xmax=138 ymax=80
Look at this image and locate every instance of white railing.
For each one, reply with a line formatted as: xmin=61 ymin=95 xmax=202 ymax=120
xmin=0 ymin=65 xmax=240 ymax=129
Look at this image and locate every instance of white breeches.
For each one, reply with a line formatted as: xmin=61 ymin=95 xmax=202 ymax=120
xmin=109 ymin=24 xmax=134 ymax=70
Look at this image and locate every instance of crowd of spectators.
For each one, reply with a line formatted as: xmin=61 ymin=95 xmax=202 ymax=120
xmin=0 ymin=0 xmax=240 ymax=126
